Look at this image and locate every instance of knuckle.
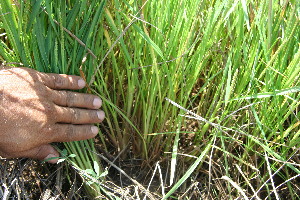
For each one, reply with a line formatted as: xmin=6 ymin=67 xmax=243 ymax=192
xmin=41 ymin=102 xmax=54 ymax=116
xmin=70 ymin=108 xmax=80 ymax=123
xmin=66 ymin=91 xmax=74 ymax=107
xmin=65 ymin=125 xmax=75 ymax=140
xmin=61 ymin=90 xmax=68 ymax=106
xmin=40 ymin=86 xmax=51 ymax=98
xmin=42 ymin=125 xmax=58 ymax=135
xmin=41 ymin=126 xmax=52 ymax=135
xmin=54 ymin=75 xmax=67 ymax=87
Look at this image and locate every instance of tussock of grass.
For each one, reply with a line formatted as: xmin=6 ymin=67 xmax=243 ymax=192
xmin=1 ymin=0 xmax=299 ymax=199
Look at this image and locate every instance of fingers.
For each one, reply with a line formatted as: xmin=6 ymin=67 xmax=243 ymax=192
xmin=39 ymin=72 xmax=86 ymax=90
xmin=18 ymin=144 xmax=60 ymax=164
xmin=50 ymin=89 xmax=102 ymax=109
xmin=55 ymin=106 xmax=105 ymax=124
xmin=11 ymin=123 xmax=100 ymax=163
xmin=51 ymin=124 xmax=99 ymax=142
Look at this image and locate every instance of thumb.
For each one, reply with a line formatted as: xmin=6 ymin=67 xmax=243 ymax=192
xmin=20 ymin=144 xmax=60 ymax=164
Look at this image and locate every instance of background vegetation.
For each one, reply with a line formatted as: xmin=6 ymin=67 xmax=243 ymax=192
xmin=0 ymin=0 xmax=299 ymax=199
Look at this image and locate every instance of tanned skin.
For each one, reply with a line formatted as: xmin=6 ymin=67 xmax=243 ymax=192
xmin=0 ymin=67 xmax=105 ymax=163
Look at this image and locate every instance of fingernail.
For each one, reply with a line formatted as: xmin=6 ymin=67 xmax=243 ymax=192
xmin=97 ymin=110 xmax=105 ymax=121
xmin=44 ymin=154 xmax=58 ymax=164
xmin=93 ymin=98 xmax=102 ymax=108
xmin=91 ymin=126 xmax=99 ymax=134
xmin=78 ymin=79 xmax=86 ymax=88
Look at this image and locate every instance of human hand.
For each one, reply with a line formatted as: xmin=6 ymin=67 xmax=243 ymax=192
xmin=0 ymin=67 xmax=105 ymax=163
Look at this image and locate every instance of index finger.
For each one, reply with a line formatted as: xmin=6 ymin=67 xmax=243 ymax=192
xmin=38 ymin=72 xmax=86 ymax=90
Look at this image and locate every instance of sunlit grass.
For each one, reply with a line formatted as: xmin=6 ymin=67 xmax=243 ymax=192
xmin=0 ymin=0 xmax=107 ymax=197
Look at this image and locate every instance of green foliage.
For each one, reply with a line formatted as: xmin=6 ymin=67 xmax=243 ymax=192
xmin=0 ymin=0 xmax=107 ymax=198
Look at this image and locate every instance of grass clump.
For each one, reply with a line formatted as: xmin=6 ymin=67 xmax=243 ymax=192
xmin=1 ymin=0 xmax=300 ymax=199
xmin=0 ymin=0 xmax=107 ymax=198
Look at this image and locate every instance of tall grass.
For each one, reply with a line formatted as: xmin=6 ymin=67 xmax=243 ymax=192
xmin=0 ymin=0 xmax=107 ymax=197
xmin=95 ymin=1 xmax=299 ymax=198
xmin=1 ymin=0 xmax=299 ymax=199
